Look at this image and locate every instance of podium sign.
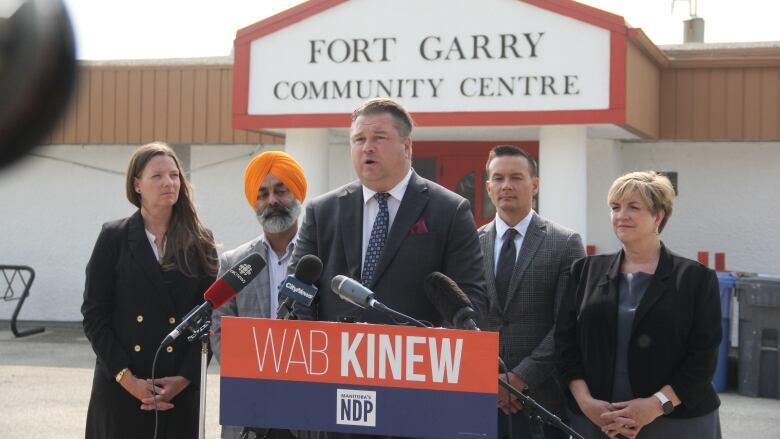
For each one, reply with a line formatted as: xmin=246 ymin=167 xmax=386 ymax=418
xmin=220 ymin=317 xmax=498 ymax=438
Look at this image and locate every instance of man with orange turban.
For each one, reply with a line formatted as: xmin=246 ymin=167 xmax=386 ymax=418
xmin=243 ymin=150 xmax=307 ymax=210
xmin=211 ymin=150 xmax=306 ymax=439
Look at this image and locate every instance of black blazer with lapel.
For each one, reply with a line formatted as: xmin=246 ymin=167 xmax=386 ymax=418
xmin=555 ymin=243 xmax=722 ymax=419
xmin=81 ymin=211 xmax=216 ymax=438
xmin=291 ymin=172 xmax=487 ymax=325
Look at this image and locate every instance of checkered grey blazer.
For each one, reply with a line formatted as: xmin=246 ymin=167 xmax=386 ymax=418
xmin=479 ymin=213 xmax=584 ymax=416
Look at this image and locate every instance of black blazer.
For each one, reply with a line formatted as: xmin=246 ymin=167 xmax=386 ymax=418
xmin=81 ymin=211 xmax=215 ymax=438
xmin=555 ymin=243 xmax=721 ymax=419
xmin=290 ymin=172 xmax=487 ymax=325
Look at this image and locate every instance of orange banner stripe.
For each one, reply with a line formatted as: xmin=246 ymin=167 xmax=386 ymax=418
xmin=221 ymin=317 xmax=498 ymax=394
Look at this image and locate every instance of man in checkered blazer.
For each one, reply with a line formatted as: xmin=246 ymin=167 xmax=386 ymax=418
xmin=479 ymin=145 xmax=585 ymax=439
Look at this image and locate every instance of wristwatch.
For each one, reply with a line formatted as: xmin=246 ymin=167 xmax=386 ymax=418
xmin=653 ymin=391 xmax=674 ymax=415
xmin=115 ymin=367 xmax=130 ymax=383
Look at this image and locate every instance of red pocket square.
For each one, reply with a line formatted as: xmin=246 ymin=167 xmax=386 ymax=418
xmin=410 ymin=218 xmax=429 ymax=234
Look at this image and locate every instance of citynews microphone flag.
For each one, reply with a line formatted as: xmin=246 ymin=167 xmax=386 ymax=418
xmin=220 ymin=317 xmax=498 ymax=438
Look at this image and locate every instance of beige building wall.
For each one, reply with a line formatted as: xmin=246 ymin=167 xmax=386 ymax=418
xmin=43 ymin=59 xmax=285 ymax=146
xmin=659 ymin=44 xmax=780 ymax=140
xmin=624 ymin=35 xmax=661 ymax=138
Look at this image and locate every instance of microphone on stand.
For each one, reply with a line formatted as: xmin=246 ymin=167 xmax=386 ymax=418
xmin=331 ymin=275 xmax=378 ymax=309
xmin=424 ymin=272 xmax=480 ymax=330
xmin=330 ymin=275 xmax=428 ymax=327
xmin=275 ymin=254 xmax=322 ymax=319
xmin=423 ymin=272 xmax=584 ymax=439
xmin=162 ymin=253 xmax=265 ymax=346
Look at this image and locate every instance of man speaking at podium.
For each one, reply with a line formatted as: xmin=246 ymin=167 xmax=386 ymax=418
xmin=211 ymin=151 xmax=307 ymax=439
xmin=290 ymin=96 xmax=487 ymax=337
xmin=290 ymin=97 xmax=487 ymax=437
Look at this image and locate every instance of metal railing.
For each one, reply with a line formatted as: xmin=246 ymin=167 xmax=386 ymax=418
xmin=1 ymin=265 xmax=45 ymax=337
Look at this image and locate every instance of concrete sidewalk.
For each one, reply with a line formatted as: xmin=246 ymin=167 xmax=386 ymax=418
xmin=1 ymin=325 xmax=778 ymax=438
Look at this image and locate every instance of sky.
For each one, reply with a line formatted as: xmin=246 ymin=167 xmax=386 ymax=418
xmin=60 ymin=0 xmax=780 ymax=60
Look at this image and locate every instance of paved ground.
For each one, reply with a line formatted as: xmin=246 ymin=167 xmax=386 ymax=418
xmin=1 ymin=324 xmax=778 ymax=438
xmin=0 ymin=324 xmax=222 ymax=439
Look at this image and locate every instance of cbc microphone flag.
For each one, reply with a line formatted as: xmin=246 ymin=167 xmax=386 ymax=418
xmin=220 ymin=317 xmax=498 ymax=438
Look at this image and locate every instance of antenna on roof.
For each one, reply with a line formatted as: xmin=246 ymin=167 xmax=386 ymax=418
xmin=671 ymin=0 xmax=698 ymax=17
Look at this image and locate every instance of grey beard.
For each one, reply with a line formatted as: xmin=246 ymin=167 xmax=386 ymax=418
xmin=256 ymin=199 xmax=301 ymax=233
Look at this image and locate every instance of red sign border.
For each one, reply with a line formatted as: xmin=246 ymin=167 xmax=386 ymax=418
xmin=232 ymin=0 xmax=628 ymax=130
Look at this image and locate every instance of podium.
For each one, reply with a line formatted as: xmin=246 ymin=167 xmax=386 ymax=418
xmin=220 ymin=317 xmax=499 ymax=438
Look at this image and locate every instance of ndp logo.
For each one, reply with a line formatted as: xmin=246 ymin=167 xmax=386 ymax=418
xmin=336 ymin=389 xmax=376 ymax=427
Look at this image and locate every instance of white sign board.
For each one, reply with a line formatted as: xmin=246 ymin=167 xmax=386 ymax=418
xmin=243 ymin=0 xmax=612 ymax=117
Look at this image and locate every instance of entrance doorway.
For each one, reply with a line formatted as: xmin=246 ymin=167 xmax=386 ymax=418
xmin=412 ymin=141 xmax=539 ymax=227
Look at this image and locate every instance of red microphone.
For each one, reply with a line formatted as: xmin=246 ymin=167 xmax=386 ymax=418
xmin=204 ymin=253 xmax=265 ymax=308
xmin=162 ymin=253 xmax=265 ymax=346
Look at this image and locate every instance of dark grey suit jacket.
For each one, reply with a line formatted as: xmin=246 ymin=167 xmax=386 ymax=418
xmin=290 ymin=172 xmax=487 ymax=325
xmin=479 ymin=213 xmax=584 ymax=416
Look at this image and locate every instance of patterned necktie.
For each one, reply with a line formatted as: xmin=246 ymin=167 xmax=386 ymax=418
xmin=495 ymin=228 xmax=518 ymax=307
xmin=362 ymin=193 xmax=390 ymax=286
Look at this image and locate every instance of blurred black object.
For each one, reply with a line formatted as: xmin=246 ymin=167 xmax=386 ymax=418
xmin=0 ymin=0 xmax=77 ymax=170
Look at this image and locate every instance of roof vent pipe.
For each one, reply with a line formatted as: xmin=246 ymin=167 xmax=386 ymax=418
xmin=672 ymin=0 xmax=705 ymax=43
xmin=684 ymin=17 xmax=705 ymax=43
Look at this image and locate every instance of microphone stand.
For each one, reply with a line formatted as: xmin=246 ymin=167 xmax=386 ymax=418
xmin=415 ymin=309 xmax=578 ymax=437
xmin=184 ymin=307 xmax=214 ymax=439
xmin=279 ymin=301 xmax=297 ymax=320
xmin=419 ymin=278 xmax=582 ymax=439
xmin=498 ymin=379 xmax=583 ymax=439
xmin=366 ymin=298 xmax=428 ymax=328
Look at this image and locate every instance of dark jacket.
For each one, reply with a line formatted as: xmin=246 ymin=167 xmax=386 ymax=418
xmin=81 ymin=211 xmax=216 ymax=438
xmin=290 ymin=172 xmax=487 ymax=325
xmin=555 ymin=243 xmax=721 ymax=419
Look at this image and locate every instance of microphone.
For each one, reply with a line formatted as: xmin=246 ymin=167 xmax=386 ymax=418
xmin=424 ymin=273 xmax=583 ymax=439
xmin=162 ymin=253 xmax=266 ymax=346
xmin=275 ymin=254 xmax=323 ymax=319
xmin=331 ymin=275 xmax=427 ymax=327
xmin=424 ymin=272 xmax=480 ymax=330
xmin=331 ymin=275 xmax=377 ymax=309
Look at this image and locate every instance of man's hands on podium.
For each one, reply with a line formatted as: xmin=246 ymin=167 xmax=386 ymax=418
xmin=498 ymin=371 xmax=527 ymax=414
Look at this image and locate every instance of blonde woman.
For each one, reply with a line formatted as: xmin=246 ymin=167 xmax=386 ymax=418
xmin=555 ymin=171 xmax=722 ymax=438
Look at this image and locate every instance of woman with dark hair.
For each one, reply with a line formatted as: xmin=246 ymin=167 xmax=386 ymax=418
xmin=555 ymin=171 xmax=722 ymax=439
xmin=82 ymin=142 xmax=218 ymax=438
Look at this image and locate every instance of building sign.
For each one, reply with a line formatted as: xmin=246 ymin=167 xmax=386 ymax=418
xmin=234 ymin=0 xmax=627 ymax=128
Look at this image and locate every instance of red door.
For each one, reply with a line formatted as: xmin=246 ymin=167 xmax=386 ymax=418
xmin=412 ymin=141 xmax=538 ymax=227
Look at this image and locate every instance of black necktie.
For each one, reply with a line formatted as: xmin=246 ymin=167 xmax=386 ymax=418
xmin=495 ymin=228 xmax=518 ymax=307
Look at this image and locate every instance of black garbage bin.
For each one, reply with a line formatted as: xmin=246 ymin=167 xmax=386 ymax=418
xmin=736 ymin=276 xmax=780 ymax=399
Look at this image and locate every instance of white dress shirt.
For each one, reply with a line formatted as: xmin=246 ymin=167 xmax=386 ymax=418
xmin=493 ymin=210 xmax=535 ymax=273
xmin=360 ymin=169 xmax=413 ymax=267
xmin=262 ymin=235 xmax=297 ymax=317
xmin=144 ymin=229 xmax=165 ymax=263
